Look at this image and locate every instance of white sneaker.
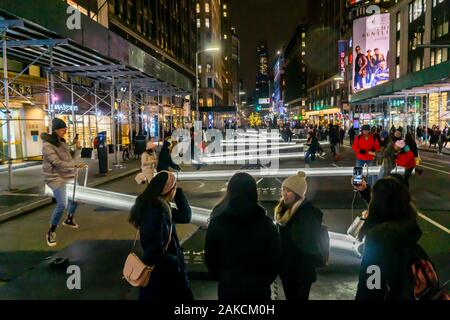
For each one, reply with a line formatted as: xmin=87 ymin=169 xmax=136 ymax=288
xmin=46 ymin=231 xmax=57 ymax=247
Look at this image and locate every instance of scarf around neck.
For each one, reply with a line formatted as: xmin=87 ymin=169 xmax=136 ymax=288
xmin=274 ymin=198 xmax=305 ymax=226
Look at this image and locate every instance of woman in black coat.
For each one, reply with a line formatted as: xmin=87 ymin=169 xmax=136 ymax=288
xmin=157 ymin=140 xmax=181 ymax=172
xmin=129 ymin=171 xmax=193 ymax=300
xmin=274 ymin=172 xmax=323 ymax=300
xmin=205 ymin=173 xmax=282 ymax=300
xmin=355 ymin=177 xmax=427 ymax=300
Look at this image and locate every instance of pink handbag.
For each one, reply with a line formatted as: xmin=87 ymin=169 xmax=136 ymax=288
xmin=123 ymin=224 xmax=172 ymax=287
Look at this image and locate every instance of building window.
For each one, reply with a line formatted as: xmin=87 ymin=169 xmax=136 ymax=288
xmin=207 ymin=97 xmax=213 ymax=107
xmin=223 ymin=11 xmax=227 ymax=17
xmin=206 ymin=64 xmax=212 ymax=73
xmin=396 ymin=64 xmax=400 ymax=78
xmin=223 ymin=4 xmax=227 ymax=10
xmin=197 ymin=18 xmax=200 ymax=28
xmin=397 ymin=39 xmax=401 ymax=57
xmin=224 ymin=34 xmax=227 ymax=40
xmin=199 ymin=98 xmax=204 ymax=107
xmin=198 ymin=65 xmax=202 ymax=74
xmin=196 ymin=3 xmax=200 ymax=13
xmin=396 ymin=12 xmax=401 ymax=31
xmin=205 ymin=18 xmax=210 ymax=28
xmin=205 ymin=2 xmax=210 ymax=13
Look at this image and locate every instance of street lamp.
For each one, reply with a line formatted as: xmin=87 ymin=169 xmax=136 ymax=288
xmin=196 ymin=46 xmax=220 ymax=124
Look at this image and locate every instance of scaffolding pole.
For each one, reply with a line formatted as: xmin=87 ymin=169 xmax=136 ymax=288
xmin=3 ymin=30 xmax=13 ymax=190
xmin=94 ymin=83 xmax=99 ymax=138
xmin=128 ymin=81 xmax=132 ymax=146
xmin=110 ymin=74 xmax=118 ymax=166
xmin=71 ymin=83 xmax=76 ymax=140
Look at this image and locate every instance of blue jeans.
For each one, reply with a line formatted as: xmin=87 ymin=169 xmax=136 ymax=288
xmin=51 ymin=185 xmax=78 ymax=227
xmin=305 ymin=149 xmax=316 ymax=164
xmin=356 ymin=159 xmax=375 ymax=186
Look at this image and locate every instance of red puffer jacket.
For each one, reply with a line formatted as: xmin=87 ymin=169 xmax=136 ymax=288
xmin=352 ymin=134 xmax=381 ymax=161
xmin=395 ymin=150 xmax=416 ymax=169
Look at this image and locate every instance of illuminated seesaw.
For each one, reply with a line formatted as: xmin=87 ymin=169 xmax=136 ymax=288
xmin=196 ymin=152 xmax=306 ymax=164
xmin=44 ymin=184 xmax=361 ymax=255
xmin=176 ymin=166 xmax=406 ymax=181
xmin=209 ymin=143 xmax=329 ymax=156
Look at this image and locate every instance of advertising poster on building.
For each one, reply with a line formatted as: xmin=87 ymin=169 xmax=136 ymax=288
xmin=352 ymin=14 xmax=390 ymax=93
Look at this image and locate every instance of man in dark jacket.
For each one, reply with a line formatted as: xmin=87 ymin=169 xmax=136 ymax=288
xmin=157 ymin=140 xmax=181 ymax=172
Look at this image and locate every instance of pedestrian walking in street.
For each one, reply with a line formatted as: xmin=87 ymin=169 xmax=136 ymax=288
xmin=394 ymin=140 xmax=416 ymax=187
xmin=129 ymin=171 xmax=193 ymax=301
xmin=437 ymin=130 xmax=446 ymax=155
xmin=274 ymin=172 xmax=324 ymax=300
xmin=349 ymin=126 xmax=356 ymax=146
xmin=304 ymin=131 xmax=322 ymax=164
xmin=41 ymin=118 xmax=84 ymax=247
xmin=157 ymin=140 xmax=181 ymax=172
xmin=205 ymin=173 xmax=282 ymax=300
xmin=352 ymin=124 xmax=381 ymax=186
xmin=339 ymin=126 xmax=345 ymax=146
xmin=377 ymin=131 xmax=395 ymax=180
xmin=355 ymin=177 xmax=447 ymax=300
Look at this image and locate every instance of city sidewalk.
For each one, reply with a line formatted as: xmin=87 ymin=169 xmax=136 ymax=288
xmin=0 ymin=153 xmax=141 ymax=224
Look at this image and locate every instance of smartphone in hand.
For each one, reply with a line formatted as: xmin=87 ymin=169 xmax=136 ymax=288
xmin=353 ymin=167 xmax=363 ymax=186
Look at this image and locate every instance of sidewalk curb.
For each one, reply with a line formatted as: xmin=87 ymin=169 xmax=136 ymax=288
xmin=0 ymin=162 xmax=42 ymax=173
xmin=0 ymin=166 xmax=141 ymax=224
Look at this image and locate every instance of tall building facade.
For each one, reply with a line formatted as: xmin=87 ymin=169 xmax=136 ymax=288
xmin=284 ymin=24 xmax=308 ymax=123
xmin=255 ymin=42 xmax=270 ymax=114
xmin=305 ymin=0 xmax=345 ymax=125
xmin=196 ymin=0 xmax=224 ymax=110
xmin=230 ymin=27 xmax=241 ymax=108
xmin=109 ymin=0 xmax=197 ymax=79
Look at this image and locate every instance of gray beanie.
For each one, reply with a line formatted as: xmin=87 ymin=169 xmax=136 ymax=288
xmin=52 ymin=118 xmax=67 ymax=131
xmin=282 ymin=171 xmax=307 ymax=198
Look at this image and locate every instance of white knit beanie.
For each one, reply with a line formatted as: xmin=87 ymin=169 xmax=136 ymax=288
xmin=282 ymin=171 xmax=307 ymax=198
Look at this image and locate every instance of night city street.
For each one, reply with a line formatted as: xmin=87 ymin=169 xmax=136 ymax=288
xmin=0 ymin=0 xmax=449 ymax=314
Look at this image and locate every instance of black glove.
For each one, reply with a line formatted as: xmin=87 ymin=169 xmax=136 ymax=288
xmin=359 ymin=149 xmax=366 ymax=155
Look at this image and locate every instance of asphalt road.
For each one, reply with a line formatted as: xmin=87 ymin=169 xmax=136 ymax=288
xmin=0 ymin=142 xmax=448 ymax=299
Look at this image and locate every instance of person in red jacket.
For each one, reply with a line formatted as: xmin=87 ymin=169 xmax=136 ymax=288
xmin=352 ymin=125 xmax=381 ymax=185
xmin=394 ymin=139 xmax=415 ymax=187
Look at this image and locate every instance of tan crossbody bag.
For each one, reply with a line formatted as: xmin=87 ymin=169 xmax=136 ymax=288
xmin=123 ymin=223 xmax=172 ymax=287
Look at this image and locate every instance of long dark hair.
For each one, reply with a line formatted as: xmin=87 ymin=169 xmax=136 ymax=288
xmin=359 ymin=176 xmax=417 ymax=239
xmin=129 ymin=171 xmax=171 ymax=228
xmin=405 ymin=133 xmax=415 ymax=147
xmin=212 ymin=172 xmax=258 ymax=217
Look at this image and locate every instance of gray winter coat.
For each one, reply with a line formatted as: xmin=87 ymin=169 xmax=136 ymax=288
xmin=41 ymin=132 xmax=81 ymax=190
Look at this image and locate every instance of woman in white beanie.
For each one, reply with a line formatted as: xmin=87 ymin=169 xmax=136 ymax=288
xmin=141 ymin=138 xmax=158 ymax=182
xmin=274 ymin=171 xmax=323 ymax=300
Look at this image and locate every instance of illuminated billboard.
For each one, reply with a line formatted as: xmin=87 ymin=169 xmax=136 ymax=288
xmin=352 ymin=14 xmax=390 ymax=93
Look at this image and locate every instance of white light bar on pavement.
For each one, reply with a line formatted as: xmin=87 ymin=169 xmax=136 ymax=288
xmin=177 ymin=166 xmax=406 ymax=180
xmin=199 ymin=152 xmax=305 ymax=164
xmin=44 ymin=184 xmax=361 ymax=256
xmin=221 ymin=141 xmax=297 ymax=146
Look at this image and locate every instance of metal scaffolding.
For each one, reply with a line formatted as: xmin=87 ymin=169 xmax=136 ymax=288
xmin=0 ymin=17 xmax=191 ymax=190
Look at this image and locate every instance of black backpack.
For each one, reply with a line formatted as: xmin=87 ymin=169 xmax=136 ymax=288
xmin=313 ymin=207 xmax=330 ymax=268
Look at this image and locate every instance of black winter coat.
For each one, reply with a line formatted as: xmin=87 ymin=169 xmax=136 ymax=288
xmin=205 ymin=204 xmax=282 ymax=300
xmin=356 ymin=219 xmax=423 ymax=300
xmin=138 ymin=189 xmax=193 ymax=300
xmin=157 ymin=140 xmax=181 ymax=172
xmin=278 ymin=199 xmax=323 ymax=284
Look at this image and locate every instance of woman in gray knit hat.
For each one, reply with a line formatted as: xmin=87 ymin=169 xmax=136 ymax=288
xmin=274 ymin=171 xmax=324 ymax=300
xmin=41 ymin=118 xmax=84 ymax=246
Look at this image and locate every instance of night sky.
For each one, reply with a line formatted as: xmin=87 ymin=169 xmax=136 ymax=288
xmin=230 ymin=0 xmax=307 ymax=100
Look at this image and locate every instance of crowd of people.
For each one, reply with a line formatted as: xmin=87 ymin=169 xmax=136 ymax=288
xmin=41 ymin=117 xmax=447 ymax=301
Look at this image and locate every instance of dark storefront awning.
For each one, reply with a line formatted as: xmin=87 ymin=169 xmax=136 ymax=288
xmin=199 ymin=106 xmax=237 ymax=113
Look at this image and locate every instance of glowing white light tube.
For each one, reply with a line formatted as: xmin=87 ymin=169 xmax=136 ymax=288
xmin=199 ymin=152 xmax=305 ymax=164
xmin=44 ymin=185 xmax=361 ymax=256
xmin=177 ymin=166 xmax=406 ymax=180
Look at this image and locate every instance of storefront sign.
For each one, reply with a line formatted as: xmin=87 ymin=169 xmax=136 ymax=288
xmin=51 ymin=104 xmax=79 ymax=112
xmin=0 ymin=82 xmax=32 ymax=97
